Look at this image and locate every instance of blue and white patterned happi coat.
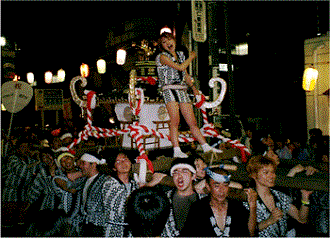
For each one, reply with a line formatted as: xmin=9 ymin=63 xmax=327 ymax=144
xmin=70 ymin=173 xmax=111 ymax=234
xmin=103 ymin=176 xmax=139 ymax=238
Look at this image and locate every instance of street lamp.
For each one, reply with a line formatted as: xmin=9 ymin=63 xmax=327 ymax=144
xmin=45 ymin=71 xmax=53 ymax=84
xmin=116 ymin=49 xmax=126 ymax=65
xmin=80 ymin=63 xmax=89 ymax=77
xmin=97 ymin=59 xmax=106 ymax=74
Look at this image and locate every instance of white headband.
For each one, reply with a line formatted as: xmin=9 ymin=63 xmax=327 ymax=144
xmin=204 ymin=167 xmax=231 ymax=183
xmin=60 ymin=133 xmax=73 ymax=140
xmin=81 ymin=153 xmax=106 ymax=165
xmin=170 ymin=163 xmax=196 ymax=176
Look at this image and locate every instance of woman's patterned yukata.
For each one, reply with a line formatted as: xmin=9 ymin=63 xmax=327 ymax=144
xmin=243 ymin=189 xmax=295 ymax=237
xmin=155 ymin=51 xmax=191 ymax=104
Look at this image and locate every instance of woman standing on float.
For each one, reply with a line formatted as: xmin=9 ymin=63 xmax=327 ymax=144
xmin=156 ymin=32 xmax=221 ymax=158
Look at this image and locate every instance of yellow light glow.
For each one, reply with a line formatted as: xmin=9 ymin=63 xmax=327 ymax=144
xmin=160 ymin=26 xmax=172 ymax=35
xmin=1 ymin=37 xmax=6 ymax=47
xmin=57 ymin=69 xmax=65 ymax=82
xmin=303 ymin=67 xmax=318 ymax=91
xmin=27 ymin=72 xmax=34 ymax=84
xmin=45 ymin=71 xmax=53 ymax=84
xmin=116 ymin=49 xmax=126 ymax=65
xmin=80 ymin=63 xmax=89 ymax=77
xmin=2 ymin=103 xmax=6 ymax=111
xmin=97 ymin=59 xmax=106 ymax=74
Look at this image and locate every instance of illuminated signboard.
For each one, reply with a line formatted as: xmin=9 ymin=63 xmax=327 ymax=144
xmin=35 ymin=89 xmax=63 ymax=111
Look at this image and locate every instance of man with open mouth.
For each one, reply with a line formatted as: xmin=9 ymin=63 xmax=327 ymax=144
xmin=162 ymin=156 xmax=207 ymax=236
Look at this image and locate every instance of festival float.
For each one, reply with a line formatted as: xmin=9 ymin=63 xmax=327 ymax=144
xmin=65 ymin=53 xmax=328 ymax=192
xmin=67 ymin=59 xmax=251 ymax=182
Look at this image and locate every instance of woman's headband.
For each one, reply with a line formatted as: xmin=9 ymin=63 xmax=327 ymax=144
xmin=60 ymin=133 xmax=72 ymax=140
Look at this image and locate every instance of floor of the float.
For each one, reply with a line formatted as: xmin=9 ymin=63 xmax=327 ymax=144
xmin=122 ymin=144 xmax=199 ymax=160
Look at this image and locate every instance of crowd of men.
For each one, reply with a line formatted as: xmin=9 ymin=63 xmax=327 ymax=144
xmin=1 ymin=124 xmax=329 ymax=237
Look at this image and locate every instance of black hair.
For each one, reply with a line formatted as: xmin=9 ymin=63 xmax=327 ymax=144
xmin=309 ymin=128 xmax=323 ymax=138
xmin=250 ymin=137 xmax=268 ymax=156
xmin=126 ymin=186 xmax=170 ymax=237
xmin=170 ymin=156 xmax=196 ymax=171
xmin=102 ymin=148 xmax=136 ymax=168
xmin=39 ymin=147 xmax=55 ymax=157
xmin=188 ymin=150 xmax=205 ymax=162
xmin=16 ymin=137 xmax=31 ymax=146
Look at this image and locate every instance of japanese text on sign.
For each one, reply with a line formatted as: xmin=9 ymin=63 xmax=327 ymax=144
xmin=192 ymin=0 xmax=207 ymax=42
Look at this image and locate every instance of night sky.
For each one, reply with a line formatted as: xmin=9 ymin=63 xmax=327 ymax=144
xmin=1 ymin=0 xmax=329 ymax=138
xmin=2 ymin=1 xmax=327 ymax=78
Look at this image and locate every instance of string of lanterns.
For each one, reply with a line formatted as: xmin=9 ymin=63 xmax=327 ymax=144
xmin=5 ymin=56 xmax=322 ymax=94
xmin=10 ymin=59 xmax=107 ymax=86
xmin=4 ymin=26 xmax=171 ymax=86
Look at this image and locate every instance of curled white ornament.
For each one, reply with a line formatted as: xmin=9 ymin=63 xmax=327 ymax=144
xmin=70 ymin=76 xmax=87 ymax=108
xmin=203 ymin=77 xmax=227 ymax=109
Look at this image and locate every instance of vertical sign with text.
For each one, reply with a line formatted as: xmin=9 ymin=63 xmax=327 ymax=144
xmin=192 ymin=0 xmax=207 ymax=43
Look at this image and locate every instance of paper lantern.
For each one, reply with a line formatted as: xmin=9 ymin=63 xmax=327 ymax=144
xmin=27 ymin=72 xmax=34 ymax=84
xmin=45 ymin=71 xmax=53 ymax=84
xmin=1 ymin=36 xmax=6 ymax=47
xmin=80 ymin=63 xmax=89 ymax=78
xmin=97 ymin=59 xmax=106 ymax=74
xmin=57 ymin=69 xmax=65 ymax=82
xmin=160 ymin=26 xmax=172 ymax=35
xmin=303 ymin=67 xmax=318 ymax=91
xmin=116 ymin=49 xmax=126 ymax=65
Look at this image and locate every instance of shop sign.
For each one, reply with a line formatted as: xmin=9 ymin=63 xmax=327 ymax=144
xmin=192 ymin=0 xmax=207 ymax=42
xmin=35 ymin=89 xmax=63 ymax=111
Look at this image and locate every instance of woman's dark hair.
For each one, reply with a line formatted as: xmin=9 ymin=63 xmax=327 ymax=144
xmin=157 ymin=32 xmax=176 ymax=52
xmin=126 ymin=186 xmax=170 ymax=237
